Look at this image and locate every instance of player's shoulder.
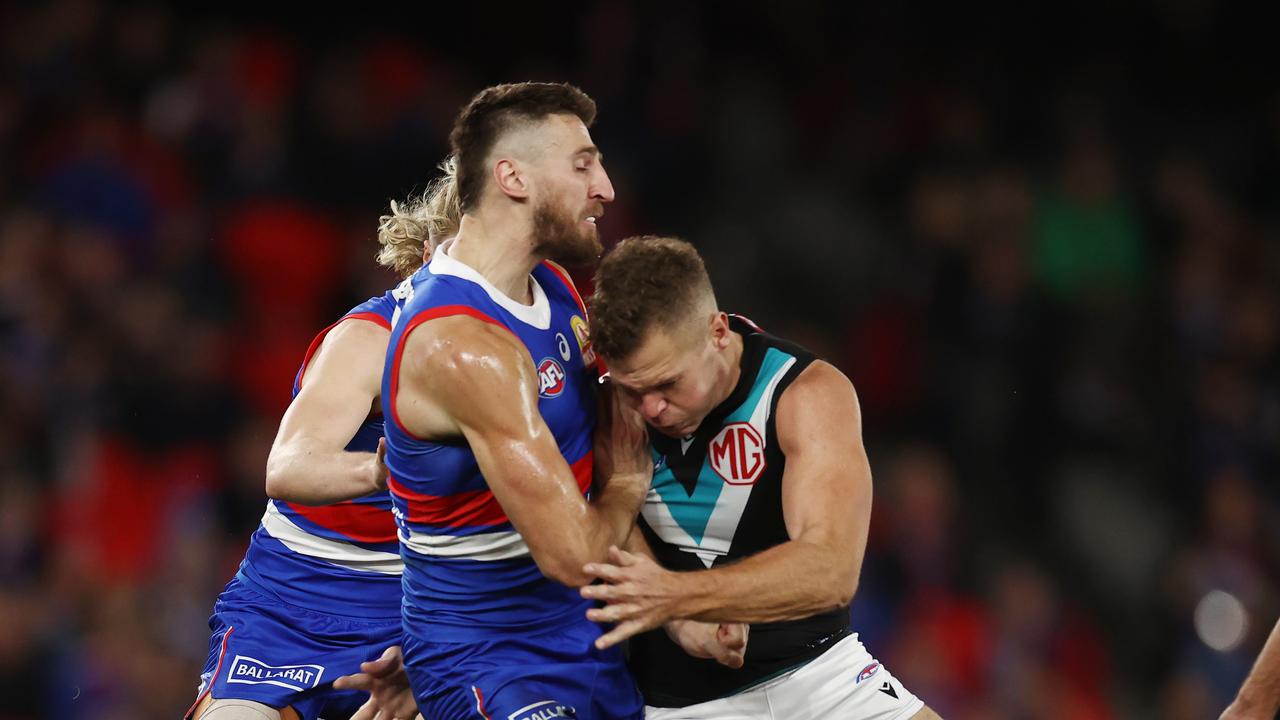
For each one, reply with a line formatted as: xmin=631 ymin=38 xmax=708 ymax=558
xmin=777 ymin=360 xmax=858 ymax=423
xmin=404 ymin=312 xmax=530 ymax=376
xmin=783 ymin=361 xmax=855 ymax=394
xmin=325 ymin=313 xmax=393 ymax=347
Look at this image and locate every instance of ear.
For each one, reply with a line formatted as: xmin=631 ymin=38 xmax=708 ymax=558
xmin=493 ymin=158 xmax=529 ymax=200
xmin=710 ymin=311 xmax=731 ymax=349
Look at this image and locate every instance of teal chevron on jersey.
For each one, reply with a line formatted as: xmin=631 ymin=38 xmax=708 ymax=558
xmin=644 ymin=346 xmax=798 ymax=561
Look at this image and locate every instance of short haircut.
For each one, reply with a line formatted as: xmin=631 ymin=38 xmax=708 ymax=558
xmin=589 ymin=236 xmax=715 ymax=361
xmin=449 ymin=82 xmax=597 ymax=212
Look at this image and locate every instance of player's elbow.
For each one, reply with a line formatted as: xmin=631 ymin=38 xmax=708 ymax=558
xmin=528 ymin=538 xmax=599 ymax=588
xmin=263 ymin=455 xmax=299 ymax=501
xmin=825 ymin=566 xmax=859 ymax=609
xmin=831 ymin=575 xmax=857 ymax=609
xmin=533 ymin=552 xmax=595 ymax=588
xmin=263 ymin=468 xmax=291 ymax=501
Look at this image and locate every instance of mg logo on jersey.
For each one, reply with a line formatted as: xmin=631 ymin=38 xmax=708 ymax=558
xmin=538 ymin=358 xmax=566 ymax=398
xmin=709 ymin=422 xmax=766 ymax=485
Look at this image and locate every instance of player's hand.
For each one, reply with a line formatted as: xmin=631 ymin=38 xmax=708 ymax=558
xmin=581 ymin=545 xmax=683 ymax=649
xmin=665 ymin=619 xmax=749 ymax=669
xmin=371 ymin=437 xmax=390 ymax=491
xmin=333 ymin=645 xmax=420 ymax=720
xmin=593 ymin=382 xmax=651 ymax=491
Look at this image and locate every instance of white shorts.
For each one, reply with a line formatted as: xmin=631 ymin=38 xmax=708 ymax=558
xmin=644 ymin=633 xmax=923 ymax=720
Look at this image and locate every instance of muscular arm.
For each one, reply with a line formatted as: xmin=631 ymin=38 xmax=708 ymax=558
xmin=264 ymin=318 xmax=389 ymax=505
xmin=1222 ymin=617 xmax=1280 ymax=719
xmin=670 ymin=361 xmax=870 ymax=623
xmin=396 ymin=316 xmax=650 ymax=587
xmin=583 ymin=360 xmax=871 ymax=632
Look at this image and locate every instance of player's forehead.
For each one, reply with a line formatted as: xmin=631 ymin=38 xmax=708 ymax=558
xmin=521 ymin=113 xmax=597 ymax=158
xmin=607 ymin=327 xmax=692 ymax=387
xmin=492 ymin=113 xmax=596 ymax=165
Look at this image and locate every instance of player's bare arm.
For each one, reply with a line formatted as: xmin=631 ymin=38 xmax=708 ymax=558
xmin=264 ymin=318 xmax=391 ymax=505
xmin=397 ymin=314 xmax=650 ymax=587
xmin=622 ymin=528 xmax=749 ymax=668
xmin=1221 ymin=617 xmax=1280 ymax=720
xmin=581 ymin=360 xmax=871 ymax=645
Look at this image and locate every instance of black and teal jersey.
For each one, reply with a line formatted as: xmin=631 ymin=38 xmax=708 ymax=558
xmin=629 ymin=315 xmax=851 ymax=708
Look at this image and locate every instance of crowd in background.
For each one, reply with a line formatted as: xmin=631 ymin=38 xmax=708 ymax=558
xmin=1 ymin=2 xmax=1277 ymax=718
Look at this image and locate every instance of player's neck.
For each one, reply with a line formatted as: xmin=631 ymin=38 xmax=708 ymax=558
xmin=449 ymin=212 xmax=541 ymax=304
xmin=711 ymin=331 xmax=745 ymax=409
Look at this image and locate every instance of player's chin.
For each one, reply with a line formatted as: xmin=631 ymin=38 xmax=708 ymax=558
xmin=651 ymin=422 xmax=687 ymax=438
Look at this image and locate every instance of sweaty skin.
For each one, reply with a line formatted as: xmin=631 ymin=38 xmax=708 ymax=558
xmin=393 ymin=312 xmax=651 ymax=587
xmin=264 ymin=318 xmax=391 ymax=505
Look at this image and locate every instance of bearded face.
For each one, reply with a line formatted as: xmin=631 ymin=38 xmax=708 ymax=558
xmin=532 ymin=194 xmax=603 ymax=266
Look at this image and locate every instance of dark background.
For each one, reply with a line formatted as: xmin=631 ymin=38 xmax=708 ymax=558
xmin=1 ymin=1 xmax=1277 ymax=718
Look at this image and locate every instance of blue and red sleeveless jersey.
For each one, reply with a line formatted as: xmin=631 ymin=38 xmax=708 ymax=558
xmin=236 ymin=281 xmax=410 ymax=619
xmin=382 ymin=248 xmax=597 ymax=642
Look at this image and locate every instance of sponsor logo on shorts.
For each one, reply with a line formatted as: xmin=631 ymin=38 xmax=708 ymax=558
xmin=226 ymin=655 xmax=324 ymax=692
xmin=538 ymin=357 xmax=566 ymax=398
xmin=508 ymin=699 xmax=577 ymax=720
xmin=855 ymin=661 xmax=880 ymax=684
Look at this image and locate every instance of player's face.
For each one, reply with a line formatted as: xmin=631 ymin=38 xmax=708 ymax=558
xmin=529 ymin=114 xmax=615 ymax=265
xmin=606 ymin=324 xmax=723 ymax=438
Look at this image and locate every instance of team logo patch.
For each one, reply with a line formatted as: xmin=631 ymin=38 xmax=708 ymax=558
xmin=570 ymin=315 xmax=596 ymax=368
xmin=538 ymin=358 xmax=566 ymax=397
xmin=855 ymin=661 xmax=880 ymax=684
xmin=226 ymin=655 xmax=324 ymax=691
xmin=708 ymin=422 xmax=766 ymax=485
xmin=509 ymin=699 xmax=577 ymax=720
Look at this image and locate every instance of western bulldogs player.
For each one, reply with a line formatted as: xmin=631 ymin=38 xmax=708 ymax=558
xmin=380 ymin=82 xmax=653 ymax=720
xmin=582 ymin=237 xmax=941 ymax=719
xmin=185 ymin=166 xmax=460 ymax=720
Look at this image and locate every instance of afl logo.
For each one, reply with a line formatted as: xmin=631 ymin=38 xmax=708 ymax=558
xmin=538 ymin=358 xmax=566 ymax=398
xmin=709 ymin=422 xmax=766 ymax=485
xmin=856 ymin=662 xmax=880 ymax=684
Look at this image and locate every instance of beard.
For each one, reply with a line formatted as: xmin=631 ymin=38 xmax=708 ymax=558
xmin=532 ymin=196 xmax=602 ymax=266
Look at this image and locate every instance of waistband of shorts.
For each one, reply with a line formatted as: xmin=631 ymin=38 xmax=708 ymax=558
xmin=401 ymin=605 xmax=591 ymax=643
xmin=232 ymin=569 xmax=403 ymax=622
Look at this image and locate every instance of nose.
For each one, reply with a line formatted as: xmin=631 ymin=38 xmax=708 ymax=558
xmin=640 ymin=393 xmax=667 ymax=423
xmin=592 ymin=163 xmax=616 ymax=204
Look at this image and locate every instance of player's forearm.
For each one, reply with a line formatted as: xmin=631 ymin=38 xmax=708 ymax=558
xmin=672 ymin=539 xmax=858 ymax=624
xmin=1232 ymin=619 xmax=1280 ymax=715
xmin=265 ymin=442 xmax=382 ymax=505
xmin=523 ymin=468 xmax=649 ymax=587
xmin=537 ymin=472 xmax=648 ymax=586
xmin=587 ymin=471 xmax=649 ymax=547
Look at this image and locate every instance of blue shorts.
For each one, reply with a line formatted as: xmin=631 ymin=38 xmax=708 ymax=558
xmin=187 ymin=577 xmax=402 ymax=720
xmin=402 ymin=622 xmax=643 ymax=720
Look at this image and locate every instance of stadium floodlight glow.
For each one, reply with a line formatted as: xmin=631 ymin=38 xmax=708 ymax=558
xmin=1194 ymin=589 xmax=1248 ymax=653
